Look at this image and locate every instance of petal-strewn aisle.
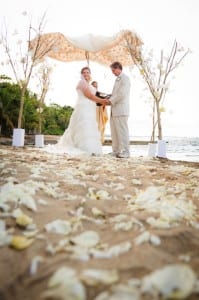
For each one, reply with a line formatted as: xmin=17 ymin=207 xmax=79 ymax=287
xmin=0 ymin=146 xmax=199 ymax=300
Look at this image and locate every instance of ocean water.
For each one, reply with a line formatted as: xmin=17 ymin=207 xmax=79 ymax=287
xmin=103 ymin=136 xmax=199 ymax=163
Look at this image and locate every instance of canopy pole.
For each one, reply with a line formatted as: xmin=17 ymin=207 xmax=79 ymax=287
xmin=85 ymin=51 xmax=90 ymax=66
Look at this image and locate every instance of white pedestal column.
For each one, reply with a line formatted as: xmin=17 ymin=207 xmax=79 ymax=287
xmin=157 ymin=140 xmax=167 ymax=158
xmin=12 ymin=128 xmax=25 ymax=147
xmin=148 ymin=142 xmax=157 ymax=157
xmin=35 ymin=134 xmax=44 ymax=148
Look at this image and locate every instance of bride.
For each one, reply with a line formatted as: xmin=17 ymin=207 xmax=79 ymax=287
xmin=46 ymin=67 xmax=107 ymax=155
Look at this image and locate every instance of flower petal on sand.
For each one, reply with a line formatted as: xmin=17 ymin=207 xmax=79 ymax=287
xmin=141 ymin=264 xmax=197 ymax=298
xmin=11 ymin=235 xmax=34 ymax=250
xmin=81 ymin=269 xmax=119 ymax=286
xmin=41 ymin=267 xmax=86 ymax=300
xmin=45 ymin=219 xmax=72 ymax=235
xmin=70 ymin=230 xmax=100 ymax=248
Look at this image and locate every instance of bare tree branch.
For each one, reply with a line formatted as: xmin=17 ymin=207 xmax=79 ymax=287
xmin=124 ymin=36 xmax=189 ymax=140
xmin=1 ymin=12 xmax=56 ymax=128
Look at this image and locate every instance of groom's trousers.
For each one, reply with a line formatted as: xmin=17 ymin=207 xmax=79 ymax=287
xmin=110 ymin=115 xmax=129 ymax=155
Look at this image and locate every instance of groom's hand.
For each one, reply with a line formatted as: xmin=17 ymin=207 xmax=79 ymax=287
xmin=104 ymin=99 xmax=111 ymax=105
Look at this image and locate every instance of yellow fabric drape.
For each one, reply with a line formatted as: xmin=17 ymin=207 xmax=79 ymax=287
xmin=96 ymin=106 xmax=108 ymax=144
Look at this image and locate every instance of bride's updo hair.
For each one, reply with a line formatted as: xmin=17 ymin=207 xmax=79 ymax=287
xmin=81 ymin=66 xmax=91 ymax=74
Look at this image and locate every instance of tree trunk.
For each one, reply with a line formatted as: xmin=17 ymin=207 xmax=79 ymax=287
xmin=156 ymin=100 xmax=162 ymax=140
xmin=38 ymin=89 xmax=47 ymax=134
xmin=17 ymin=86 xmax=26 ymax=129
xmin=150 ymin=101 xmax=156 ymax=142
xmin=38 ymin=113 xmax=42 ymax=134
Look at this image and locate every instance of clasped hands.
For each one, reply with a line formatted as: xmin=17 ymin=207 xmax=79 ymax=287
xmin=96 ymin=94 xmax=111 ymax=106
xmin=102 ymin=98 xmax=111 ymax=106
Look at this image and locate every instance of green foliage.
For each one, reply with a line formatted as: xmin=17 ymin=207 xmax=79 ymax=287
xmin=0 ymin=77 xmax=73 ymax=136
xmin=42 ymin=103 xmax=73 ymax=135
xmin=0 ymin=81 xmax=21 ymax=135
xmin=0 ymin=74 xmax=12 ymax=81
xmin=23 ymin=92 xmax=39 ymax=134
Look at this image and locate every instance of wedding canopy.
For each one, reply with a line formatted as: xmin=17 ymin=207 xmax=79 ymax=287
xmin=29 ymin=29 xmax=143 ymax=66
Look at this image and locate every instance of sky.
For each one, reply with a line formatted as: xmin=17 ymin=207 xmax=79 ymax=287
xmin=1 ymin=0 xmax=199 ymax=138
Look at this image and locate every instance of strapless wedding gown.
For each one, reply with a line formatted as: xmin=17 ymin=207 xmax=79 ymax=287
xmin=45 ymin=85 xmax=102 ymax=155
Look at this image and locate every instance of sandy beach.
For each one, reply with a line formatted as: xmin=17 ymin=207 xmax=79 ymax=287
xmin=0 ymin=145 xmax=199 ymax=300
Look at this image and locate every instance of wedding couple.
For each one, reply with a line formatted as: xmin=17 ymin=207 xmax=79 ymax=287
xmin=49 ymin=61 xmax=131 ymax=158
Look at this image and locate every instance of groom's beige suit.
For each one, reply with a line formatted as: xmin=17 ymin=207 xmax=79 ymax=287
xmin=109 ymin=72 xmax=131 ymax=156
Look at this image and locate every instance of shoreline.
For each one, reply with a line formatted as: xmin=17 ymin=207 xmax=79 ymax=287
xmin=1 ymin=135 xmax=198 ymax=163
xmin=0 ymin=135 xmax=152 ymax=145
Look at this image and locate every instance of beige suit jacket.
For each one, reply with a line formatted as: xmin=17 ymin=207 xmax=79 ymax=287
xmin=110 ymin=73 xmax=131 ymax=116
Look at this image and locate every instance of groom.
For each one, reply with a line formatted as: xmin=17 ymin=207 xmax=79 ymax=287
xmin=106 ymin=61 xmax=131 ymax=158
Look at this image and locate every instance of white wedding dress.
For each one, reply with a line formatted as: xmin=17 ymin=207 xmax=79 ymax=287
xmin=45 ymin=80 xmax=102 ymax=156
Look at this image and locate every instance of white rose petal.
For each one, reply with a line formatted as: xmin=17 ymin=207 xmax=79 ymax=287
xmin=30 ymin=256 xmax=44 ymax=275
xmin=45 ymin=220 xmax=72 ymax=235
xmin=91 ymin=241 xmax=132 ymax=259
xmin=135 ymin=231 xmax=150 ymax=245
xmin=114 ymin=221 xmax=133 ymax=231
xmin=91 ymin=207 xmax=105 ymax=218
xmin=70 ymin=231 xmax=100 ymax=248
xmin=41 ymin=267 xmax=86 ymax=300
xmin=81 ymin=269 xmax=119 ymax=286
xmin=141 ymin=264 xmax=197 ymax=298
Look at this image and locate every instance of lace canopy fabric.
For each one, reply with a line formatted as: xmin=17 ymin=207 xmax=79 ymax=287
xmin=29 ymin=30 xmax=143 ymax=66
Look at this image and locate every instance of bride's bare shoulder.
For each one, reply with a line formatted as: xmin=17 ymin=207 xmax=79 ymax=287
xmin=76 ymin=79 xmax=89 ymax=91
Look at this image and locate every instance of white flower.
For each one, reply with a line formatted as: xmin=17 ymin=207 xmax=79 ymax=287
xmin=17 ymin=40 xmax=22 ymax=45
xmin=177 ymin=46 xmax=185 ymax=52
xmin=20 ymin=57 xmax=26 ymax=64
xmin=159 ymin=106 xmax=166 ymax=112
xmin=153 ymin=91 xmax=160 ymax=99
xmin=12 ymin=29 xmax=18 ymax=35
xmin=157 ymin=63 xmax=162 ymax=70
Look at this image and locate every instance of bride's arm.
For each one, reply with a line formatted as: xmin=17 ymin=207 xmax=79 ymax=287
xmin=84 ymin=89 xmax=106 ymax=105
xmin=77 ymin=80 xmax=106 ymax=105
